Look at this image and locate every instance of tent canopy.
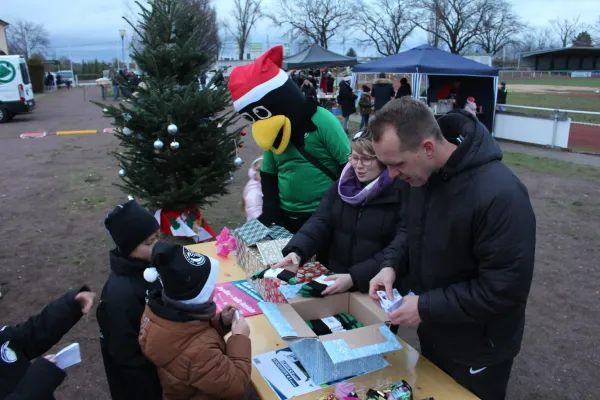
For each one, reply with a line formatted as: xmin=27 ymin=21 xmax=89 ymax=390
xmin=353 ymin=45 xmax=499 ymax=77
xmin=283 ymin=44 xmax=358 ymax=70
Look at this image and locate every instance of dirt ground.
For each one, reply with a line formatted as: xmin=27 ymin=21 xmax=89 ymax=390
xmin=0 ymin=88 xmax=599 ymax=399
xmin=509 ymin=84 xmax=600 ymax=94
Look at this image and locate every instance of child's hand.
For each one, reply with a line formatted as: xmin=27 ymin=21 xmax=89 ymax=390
xmin=221 ymin=304 xmax=238 ymax=326
xmin=232 ymin=317 xmax=251 ymax=337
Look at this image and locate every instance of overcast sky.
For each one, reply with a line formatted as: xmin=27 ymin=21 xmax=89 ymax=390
xmin=2 ymin=0 xmax=599 ymax=61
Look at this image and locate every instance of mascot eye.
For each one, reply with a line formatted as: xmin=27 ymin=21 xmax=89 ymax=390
xmin=240 ymin=112 xmax=255 ymax=123
xmin=252 ymin=106 xmax=272 ymax=120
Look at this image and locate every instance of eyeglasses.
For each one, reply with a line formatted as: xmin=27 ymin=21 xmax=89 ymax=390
xmin=348 ymin=154 xmax=376 ymax=166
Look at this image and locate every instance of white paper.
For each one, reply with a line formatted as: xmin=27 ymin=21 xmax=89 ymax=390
xmin=377 ymin=289 xmax=403 ymax=313
xmin=321 ymin=316 xmax=342 ymax=331
xmin=264 ymin=268 xmax=284 ymax=279
xmin=54 ymin=343 xmax=81 ymax=370
xmin=314 ymin=275 xmax=334 ymax=286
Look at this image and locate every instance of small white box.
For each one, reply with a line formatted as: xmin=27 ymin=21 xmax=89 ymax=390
xmin=377 ymin=289 xmax=403 ymax=313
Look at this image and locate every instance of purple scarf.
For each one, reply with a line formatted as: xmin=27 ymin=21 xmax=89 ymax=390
xmin=338 ymin=163 xmax=393 ymax=205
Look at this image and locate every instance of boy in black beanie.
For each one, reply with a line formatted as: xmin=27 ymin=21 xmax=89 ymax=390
xmin=96 ymin=200 xmax=163 ymax=400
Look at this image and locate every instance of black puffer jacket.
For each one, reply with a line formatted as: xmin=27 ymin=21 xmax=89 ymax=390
xmin=283 ymin=177 xmax=406 ymax=293
xmin=96 ymin=250 xmax=162 ymax=400
xmin=371 ymin=78 xmax=395 ymax=111
xmin=383 ymin=110 xmax=536 ymax=366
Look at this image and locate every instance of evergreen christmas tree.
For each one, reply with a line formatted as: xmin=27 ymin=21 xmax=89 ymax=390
xmin=98 ymin=0 xmax=242 ymax=240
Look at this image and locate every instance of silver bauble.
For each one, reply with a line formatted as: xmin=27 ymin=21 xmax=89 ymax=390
xmin=170 ymin=141 xmax=180 ymax=150
xmin=123 ymin=127 xmax=131 ymax=135
xmin=127 ymin=195 xmax=134 ymax=201
xmin=103 ymin=108 xmax=109 ymax=113
xmin=153 ymin=139 xmax=164 ymax=150
xmin=119 ymin=169 xmax=126 ymax=177
xmin=234 ymin=156 xmax=244 ymax=167
xmin=167 ymin=123 xmax=178 ymax=134
xmin=217 ymin=122 xmax=223 ymax=128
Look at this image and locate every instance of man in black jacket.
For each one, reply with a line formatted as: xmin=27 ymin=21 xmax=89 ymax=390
xmin=97 ymin=200 xmax=162 ymax=400
xmin=0 ymin=286 xmax=95 ymax=399
xmin=368 ymin=98 xmax=536 ymax=400
xmin=371 ymin=72 xmax=396 ymax=111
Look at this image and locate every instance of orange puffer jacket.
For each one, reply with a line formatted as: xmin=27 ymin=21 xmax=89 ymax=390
xmin=139 ymin=304 xmax=251 ymax=400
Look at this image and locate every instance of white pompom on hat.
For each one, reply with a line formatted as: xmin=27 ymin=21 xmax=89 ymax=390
xmin=143 ymin=267 xmax=159 ymax=283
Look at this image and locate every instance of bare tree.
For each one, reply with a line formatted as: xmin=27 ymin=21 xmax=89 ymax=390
xmin=269 ymin=0 xmax=357 ymax=49
xmin=6 ymin=20 xmax=50 ymax=59
xmin=359 ymin=0 xmax=416 ymax=56
xmin=223 ymin=0 xmax=262 ymax=60
xmin=517 ymin=27 xmax=558 ymax=52
xmin=475 ymin=0 xmax=523 ymax=55
xmin=412 ymin=0 xmax=495 ymax=54
xmin=427 ymin=13 xmax=441 ymax=47
xmin=550 ymin=15 xmax=581 ymax=48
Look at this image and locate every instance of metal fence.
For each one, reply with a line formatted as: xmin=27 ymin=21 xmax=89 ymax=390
xmin=499 ymin=70 xmax=600 ymax=80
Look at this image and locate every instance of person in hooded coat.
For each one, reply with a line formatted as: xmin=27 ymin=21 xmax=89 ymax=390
xmin=371 ymin=72 xmax=395 ymax=111
xmin=337 ymin=79 xmax=357 ymax=133
xmin=273 ymin=130 xmax=406 ymax=295
xmin=368 ymin=98 xmax=536 ymax=400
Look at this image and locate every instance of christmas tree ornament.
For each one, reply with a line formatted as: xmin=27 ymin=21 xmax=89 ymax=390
xmin=123 ymin=127 xmax=131 ymax=135
xmin=217 ymin=122 xmax=223 ymax=128
xmin=238 ymin=142 xmax=244 ymax=148
xmin=234 ymin=156 xmax=244 ymax=167
xmin=127 ymin=195 xmax=134 ymax=201
xmin=154 ymin=149 xmax=161 ymax=154
xmin=241 ymin=129 xmax=247 ymax=136
xmin=119 ymin=169 xmax=126 ymax=177
xmin=103 ymin=108 xmax=109 ymax=113
xmin=167 ymin=123 xmax=178 ymax=134
xmin=122 ymin=112 xmax=132 ymax=121
xmin=154 ymin=139 xmax=164 ymax=149
xmin=170 ymin=140 xmax=180 ymax=150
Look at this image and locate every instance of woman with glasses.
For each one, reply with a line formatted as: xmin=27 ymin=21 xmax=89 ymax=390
xmin=273 ymin=130 xmax=406 ymax=295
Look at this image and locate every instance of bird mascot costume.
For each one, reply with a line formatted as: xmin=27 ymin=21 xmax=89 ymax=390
xmin=228 ymin=45 xmax=350 ymax=234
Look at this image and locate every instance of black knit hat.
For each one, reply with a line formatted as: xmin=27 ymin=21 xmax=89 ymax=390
xmin=146 ymin=242 xmax=219 ymax=303
xmin=104 ymin=200 xmax=159 ymax=256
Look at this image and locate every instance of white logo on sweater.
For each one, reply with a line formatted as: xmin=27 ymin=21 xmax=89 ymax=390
xmin=183 ymin=247 xmax=206 ymax=266
xmin=1 ymin=341 xmax=17 ymax=363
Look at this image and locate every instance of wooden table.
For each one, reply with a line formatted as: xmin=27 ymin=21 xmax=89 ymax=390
xmin=189 ymin=243 xmax=478 ymax=400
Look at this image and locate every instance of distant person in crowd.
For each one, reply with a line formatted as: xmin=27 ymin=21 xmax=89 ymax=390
xmin=200 ymin=71 xmax=207 ymax=89
xmin=368 ymin=98 xmax=536 ymax=400
xmin=308 ymin=74 xmax=317 ymax=88
xmin=396 ymin=77 xmax=412 ymax=99
xmin=320 ymin=71 xmax=329 ymax=93
xmin=371 ymin=72 xmax=395 ymax=111
xmin=243 ymin=157 xmax=263 ymax=222
xmin=128 ymin=73 xmax=140 ymax=92
xmin=358 ymin=85 xmax=373 ymax=130
xmin=273 ymin=130 xmax=406 ymax=296
xmin=119 ymin=70 xmax=131 ymax=98
xmin=97 ymin=200 xmax=163 ymax=400
xmin=0 ymin=286 xmax=96 ymax=399
xmin=56 ymin=73 xmax=63 ymax=88
xmin=290 ymin=70 xmax=297 ymax=84
xmin=327 ymin=72 xmax=334 ymax=93
xmin=111 ymin=70 xmax=120 ymax=100
xmin=301 ymin=79 xmax=317 ymax=101
xmin=437 ymin=80 xmax=461 ymax=101
xmin=337 ymin=78 xmax=357 ymax=133
xmin=139 ymin=243 xmax=252 ymax=399
xmin=45 ymin=72 xmax=55 ymax=90
xmin=296 ymin=70 xmax=305 ymax=87
xmin=497 ymin=82 xmax=508 ymax=111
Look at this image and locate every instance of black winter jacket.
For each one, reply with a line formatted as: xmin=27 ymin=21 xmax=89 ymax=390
xmin=337 ymin=81 xmax=356 ymax=117
xmin=371 ymin=78 xmax=395 ymax=111
xmin=383 ymin=110 xmax=536 ymax=366
xmin=96 ymin=250 xmax=162 ymax=400
xmin=0 ymin=286 xmax=87 ymax=400
xmin=283 ymin=178 xmax=406 ymax=293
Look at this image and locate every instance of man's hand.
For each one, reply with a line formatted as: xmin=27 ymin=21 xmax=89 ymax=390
xmin=75 ymin=291 xmax=96 ymax=315
xmin=388 ymin=295 xmax=422 ymax=327
xmin=321 ymin=274 xmax=353 ymax=296
xmin=271 ymin=252 xmax=301 ymax=273
xmin=220 ymin=304 xmax=238 ymax=326
xmin=368 ymin=267 xmax=396 ymax=305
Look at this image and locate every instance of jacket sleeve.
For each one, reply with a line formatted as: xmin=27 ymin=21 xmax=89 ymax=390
xmin=190 ymin=335 xmax=252 ymax=399
xmin=211 ymin=314 xmax=232 ymax=337
xmin=5 ymin=358 xmax=66 ymax=400
xmin=282 ymin=183 xmax=337 ymax=265
xmin=244 ymin=186 xmax=263 ymax=221
xmin=380 ymin=187 xmax=410 ymax=277
xmin=4 ymin=286 xmax=86 ymax=360
xmin=258 ymin=151 xmax=281 ymax=226
xmin=102 ymin=298 xmax=162 ymax=399
xmin=418 ymin=185 xmax=536 ymax=324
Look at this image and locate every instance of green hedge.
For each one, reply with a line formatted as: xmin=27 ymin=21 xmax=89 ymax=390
xmin=27 ymin=59 xmax=45 ymax=94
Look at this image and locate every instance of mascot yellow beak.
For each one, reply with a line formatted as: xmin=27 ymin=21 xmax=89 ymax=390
xmin=252 ymin=115 xmax=291 ymax=155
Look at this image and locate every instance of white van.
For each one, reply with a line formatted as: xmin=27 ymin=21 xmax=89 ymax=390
xmin=0 ymin=55 xmax=36 ymax=123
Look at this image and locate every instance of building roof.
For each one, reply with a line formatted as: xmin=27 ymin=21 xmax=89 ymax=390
xmin=353 ymin=44 xmax=498 ymax=77
xmin=0 ymin=19 xmax=9 ymax=27
xmin=522 ymin=47 xmax=600 ymax=58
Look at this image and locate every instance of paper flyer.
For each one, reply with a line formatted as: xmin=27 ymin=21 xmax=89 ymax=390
xmin=253 ymin=347 xmax=387 ymax=399
xmin=214 ymin=280 xmax=263 ymax=317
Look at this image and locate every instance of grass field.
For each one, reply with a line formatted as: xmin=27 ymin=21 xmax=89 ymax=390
xmin=507 ymin=93 xmax=600 ymax=124
xmin=503 ymin=152 xmax=600 ymax=181
xmin=504 ymin=78 xmax=600 ymax=87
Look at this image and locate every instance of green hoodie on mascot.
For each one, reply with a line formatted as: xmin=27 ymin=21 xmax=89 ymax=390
xmin=228 ymin=46 xmax=350 ymax=233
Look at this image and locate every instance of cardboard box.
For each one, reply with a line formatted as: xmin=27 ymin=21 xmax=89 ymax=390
xmin=259 ymin=292 xmax=403 ymax=384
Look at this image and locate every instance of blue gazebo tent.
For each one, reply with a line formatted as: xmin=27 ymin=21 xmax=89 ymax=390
xmin=353 ymin=45 xmax=500 ymax=131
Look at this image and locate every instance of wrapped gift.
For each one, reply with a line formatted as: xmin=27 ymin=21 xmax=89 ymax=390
xmin=233 ymin=219 xmax=293 ymax=273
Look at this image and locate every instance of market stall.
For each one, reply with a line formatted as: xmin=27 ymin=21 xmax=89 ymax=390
xmin=353 ymin=45 xmax=499 ymax=132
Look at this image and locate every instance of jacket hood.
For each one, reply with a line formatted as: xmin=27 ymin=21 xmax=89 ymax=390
xmin=109 ymin=249 xmax=150 ymax=276
xmin=437 ymin=110 xmax=502 ymax=178
xmin=140 ymin=293 xmax=213 ymax=367
xmin=374 ymin=78 xmax=393 ymax=85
